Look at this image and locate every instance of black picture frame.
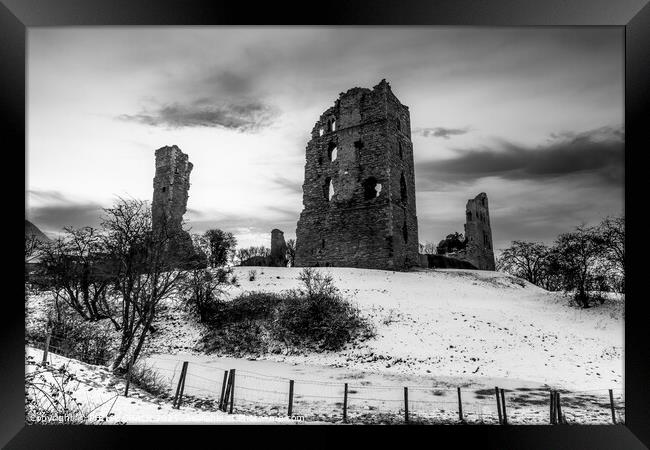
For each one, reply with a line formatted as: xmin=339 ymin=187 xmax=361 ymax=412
xmin=3 ymin=0 xmax=648 ymax=448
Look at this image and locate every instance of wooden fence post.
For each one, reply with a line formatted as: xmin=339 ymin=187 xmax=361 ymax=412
xmin=500 ymin=388 xmax=507 ymax=425
xmin=222 ymin=369 xmax=233 ymax=412
xmin=219 ymin=370 xmax=228 ymax=411
xmin=555 ymin=392 xmax=563 ymax=424
xmin=457 ymin=387 xmax=463 ymax=422
xmin=124 ymin=359 xmax=132 ymax=397
xmin=495 ymin=387 xmax=503 ymax=425
xmin=228 ymin=369 xmax=236 ymax=414
xmin=288 ymin=380 xmax=295 ymax=417
xmin=343 ymin=383 xmax=348 ymax=423
xmin=549 ymin=390 xmax=556 ymax=424
xmin=173 ymin=361 xmax=189 ymax=409
xmin=609 ymin=389 xmax=616 ymax=424
xmin=404 ymin=387 xmax=409 ymax=424
xmin=42 ymin=330 xmax=52 ymax=365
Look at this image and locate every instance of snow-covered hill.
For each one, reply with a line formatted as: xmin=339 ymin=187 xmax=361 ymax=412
xmin=149 ymin=267 xmax=623 ymax=392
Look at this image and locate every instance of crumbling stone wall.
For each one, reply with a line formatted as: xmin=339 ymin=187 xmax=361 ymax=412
xmin=241 ymin=229 xmax=288 ymax=267
xmin=295 ymin=79 xmax=419 ymax=270
xmin=456 ymin=192 xmax=495 ymax=270
xmin=270 ymin=229 xmax=288 ymax=267
xmin=152 ymin=145 xmax=195 ymax=263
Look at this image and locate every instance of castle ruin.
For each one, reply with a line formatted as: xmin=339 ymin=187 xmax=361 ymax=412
xmin=457 ymin=192 xmax=495 ymax=270
xmin=294 ymin=79 xmax=419 ymax=270
xmin=152 ymin=145 xmax=195 ymax=263
xmin=269 ymin=229 xmax=288 ymax=267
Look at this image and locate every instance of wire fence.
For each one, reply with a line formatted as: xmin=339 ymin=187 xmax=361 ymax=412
xmin=28 ymin=332 xmax=625 ymax=425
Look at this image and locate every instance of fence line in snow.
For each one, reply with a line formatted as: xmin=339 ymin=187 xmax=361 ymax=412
xmin=29 ymin=331 xmax=625 ymax=425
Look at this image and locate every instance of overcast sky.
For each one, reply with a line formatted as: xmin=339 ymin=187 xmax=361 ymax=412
xmin=27 ymin=27 xmax=624 ymax=253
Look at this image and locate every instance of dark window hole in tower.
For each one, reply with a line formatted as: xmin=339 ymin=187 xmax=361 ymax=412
xmin=327 ymin=142 xmax=338 ymax=161
xmin=323 ymin=177 xmax=332 ymax=201
xmin=354 ymin=140 xmax=364 ymax=150
xmin=400 ymin=173 xmax=407 ymax=203
xmin=403 ymin=219 xmax=408 ymax=244
xmin=398 ymin=141 xmax=403 ymax=159
xmin=362 ymin=177 xmax=381 ymax=200
xmin=162 ymin=187 xmax=166 ymax=193
xmin=321 ymin=239 xmax=325 ymax=249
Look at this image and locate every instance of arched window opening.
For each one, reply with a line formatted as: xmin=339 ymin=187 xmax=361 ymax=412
xmin=326 ymin=118 xmax=337 ymax=132
xmin=403 ymin=219 xmax=408 ymax=243
xmin=354 ymin=140 xmax=364 ymax=150
xmin=400 ymin=173 xmax=407 ymax=203
xmin=321 ymin=239 xmax=326 ymax=249
xmin=362 ymin=177 xmax=381 ymax=200
xmin=323 ymin=177 xmax=332 ymax=201
xmin=319 ymin=128 xmax=324 ymax=137
xmin=328 ymin=179 xmax=335 ymax=201
xmin=327 ymin=142 xmax=337 ymax=161
xmin=162 ymin=186 xmax=166 ymax=193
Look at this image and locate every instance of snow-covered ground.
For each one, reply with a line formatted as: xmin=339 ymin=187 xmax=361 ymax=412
xmin=26 ymin=347 xmax=296 ymax=424
xmin=149 ymin=267 xmax=624 ymax=391
xmin=25 ymin=266 xmax=624 ymax=424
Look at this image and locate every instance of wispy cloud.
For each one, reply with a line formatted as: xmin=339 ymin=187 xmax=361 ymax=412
xmin=414 ymin=127 xmax=470 ymax=139
xmin=271 ymin=176 xmax=303 ymax=195
xmin=118 ymin=100 xmax=277 ymax=131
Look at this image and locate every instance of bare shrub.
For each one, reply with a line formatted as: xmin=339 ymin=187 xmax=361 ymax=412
xmin=25 ymin=354 xmax=118 ymax=424
xmin=129 ymin=362 xmax=169 ymax=398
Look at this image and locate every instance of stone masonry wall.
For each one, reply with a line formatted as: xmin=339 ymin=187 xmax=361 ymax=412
xmin=294 ymin=80 xmax=419 ymax=270
xmin=458 ymin=192 xmax=495 ymax=270
xmin=270 ymin=229 xmax=288 ymax=267
xmin=152 ymin=145 xmax=195 ymax=260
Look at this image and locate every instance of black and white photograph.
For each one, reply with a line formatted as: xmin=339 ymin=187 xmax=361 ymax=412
xmin=23 ymin=25 xmax=626 ymax=426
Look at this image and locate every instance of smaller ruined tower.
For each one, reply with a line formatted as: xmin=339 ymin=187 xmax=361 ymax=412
xmin=270 ymin=229 xmax=288 ymax=267
xmin=152 ymin=145 xmax=193 ymax=234
xmin=152 ymin=145 xmax=195 ymax=262
xmin=462 ymin=192 xmax=495 ymax=270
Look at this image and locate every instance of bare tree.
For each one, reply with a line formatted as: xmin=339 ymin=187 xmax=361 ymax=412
xmin=436 ymin=232 xmax=466 ymax=255
xmin=286 ymin=239 xmax=296 ymax=266
xmin=37 ymin=227 xmax=116 ymax=327
xmin=552 ymin=225 xmax=606 ymax=307
xmin=180 ymin=267 xmax=232 ymax=323
xmin=101 ymin=198 xmax=189 ymax=372
xmin=597 ymin=216 xmax=625 ymax=293
xmin=25 ymin=234 xmax=42 ymax=263
xmin=497 ymin=241 xmax=550 ymax=286
xmin=201 ymin=229 xmax=237 ymax=267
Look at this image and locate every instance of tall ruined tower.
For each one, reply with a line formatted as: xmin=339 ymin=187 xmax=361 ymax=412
xmin=462 ymin=192 xmax=495 ymax=270
xmin=152 ymin=145 xmax=195 ymax=260
xmin=295 ymin=79 xmax=419 ymax=270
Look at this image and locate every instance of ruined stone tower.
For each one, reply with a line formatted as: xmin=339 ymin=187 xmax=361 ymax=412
xmin=295 ymin=79 xmax=419 ymax=270
xmin=461 ymin=192 xmax=495 ymax=270
xmin=270 ymin=229 xmax=288 ymax=267
xmin=152 ymin=145 xmax=194 ymax=261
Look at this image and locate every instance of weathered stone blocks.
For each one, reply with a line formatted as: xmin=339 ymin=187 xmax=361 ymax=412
xmin=295 ymin=79 xmax=419 ymax=270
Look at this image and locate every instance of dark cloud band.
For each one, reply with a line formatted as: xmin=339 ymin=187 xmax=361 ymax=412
xmin=417 ymin=125 xmax=623 ymax=185
xmin=118 ymin=100 xmax=276 ymax=131
xmin=414 ymin=127 xmax=470 ymax=139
